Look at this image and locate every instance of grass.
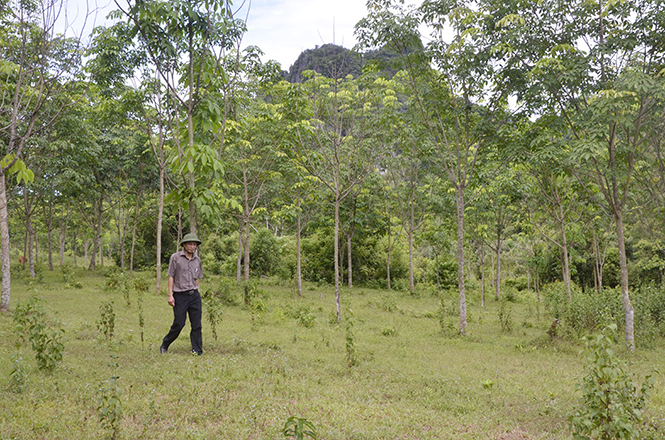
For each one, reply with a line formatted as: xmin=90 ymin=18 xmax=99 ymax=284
xmin=1 ymin=265 xmax=664 ymax=439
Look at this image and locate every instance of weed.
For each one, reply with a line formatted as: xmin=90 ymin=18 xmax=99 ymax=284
xmin=498 ymin=299 xmax=513 ymax=333
xmin=137 ymin=291 xmax=145 ymax=347
xmin=9 ymin=343 xmax=27 ymax=393
xmin=283 ymin=416 xmax=317 ymax=440
xmin=98 ymin=355 xmax=122 ymax=440
xmin=344 ymin=306 xmax=357 ymax=368
xmin=380 ymin=294 xmax=397 ymax=312
xmin=202 ymin=289 xmax=224 ymax=340
xmin=97 ymin=301 xmax=116 ymax=342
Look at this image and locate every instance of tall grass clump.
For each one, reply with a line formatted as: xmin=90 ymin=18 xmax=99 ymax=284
xmin=543 ymin=282 xmax=623 ymax=337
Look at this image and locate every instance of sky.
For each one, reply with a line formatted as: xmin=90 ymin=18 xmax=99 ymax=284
xmin=62 ymin=0 xmax=406 ymax=70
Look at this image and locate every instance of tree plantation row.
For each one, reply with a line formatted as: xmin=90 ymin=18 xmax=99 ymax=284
xmin=2 ymin=0 xmax=665 ymax=353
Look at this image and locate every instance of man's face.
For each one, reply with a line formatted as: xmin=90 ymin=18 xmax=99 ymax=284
xmin=183 ymin=242 xmax=198 ymax=253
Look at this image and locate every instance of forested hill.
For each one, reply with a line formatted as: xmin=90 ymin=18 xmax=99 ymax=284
xmin=284 ymin=43 xmax=400 ymax=82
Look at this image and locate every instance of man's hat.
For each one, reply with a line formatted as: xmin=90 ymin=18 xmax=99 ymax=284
xmin=180 ymin=232 xmax=202 ymax=246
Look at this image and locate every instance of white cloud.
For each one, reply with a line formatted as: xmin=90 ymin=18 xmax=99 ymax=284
xmin=60 ymin=0 xmax=417 ymax=70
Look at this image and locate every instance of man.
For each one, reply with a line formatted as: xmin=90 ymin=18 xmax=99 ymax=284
xmin=160 ymin=232 xmax=204 ymax=355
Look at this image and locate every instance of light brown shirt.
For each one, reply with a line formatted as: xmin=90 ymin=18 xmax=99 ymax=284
xmin=167 ymin=250 xmax=203 ymax=292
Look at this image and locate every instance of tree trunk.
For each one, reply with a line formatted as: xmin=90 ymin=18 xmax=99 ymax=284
xmin=408 ymin=228 xmax=415 ymax=294
xmin=59 ymin=205 xmax=69 ymax=267
xmin=408 ymin=203 xmax=415 ymax=293
xmin=386 ymin=217 xmax=392 ymax=291
xmin=243 ymin=217 xmax=250 ymax=281
xmin=479 ymin=243 xmax=485 ymax=308
xmin=28 ymin=220 xmax=35 ymax=278
xmin=347 ymin=232 xmax=353 ymax=288
xmin=89 ymin=199 xmax=103 ymax=270
xmin=435 ymin=251 xmax=441 ymax=296
xmin=84 ymin=238 xmax=89 ymax=268
xmin=43 ymin=201 xmax=54 ymax=271
xmin=236 ymin=220 xmax=242 ymax=284
xmin=0 ymin=172 xmax=12 ymax=312
xmin=615 ymin=212 xmax=634 ymax=351
xmin=334 ymin=196 xmax=341 ymax=323
xmin=495 ymin=237 xmax=502 ymax=301
xmin=455 ymin=187 xmax=467 ymax=335
xmin=156 ymin=160 xmax=164 ymax=295
xmin=296 ymin=211 xmax=302 ymax=297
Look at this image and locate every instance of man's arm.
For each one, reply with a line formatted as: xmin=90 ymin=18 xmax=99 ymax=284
xmin=167 ymin=276 xmax=175 ymax=307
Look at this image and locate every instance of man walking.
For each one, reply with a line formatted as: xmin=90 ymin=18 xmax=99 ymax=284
xmin=160 ymin=232 xmax=204 ymax=355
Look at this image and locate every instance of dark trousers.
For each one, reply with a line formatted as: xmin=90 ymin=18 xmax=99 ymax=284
xmin=162 ymin=290 xmax=202 ymax=353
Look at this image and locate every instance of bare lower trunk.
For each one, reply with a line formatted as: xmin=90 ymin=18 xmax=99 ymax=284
xmin=47 ymin=225 xmax=53 ymax=271
xmin=480 ymin=244 xmax=485 ymax=308
xmin=408 ymin=229 xmax=415 ymax=293
xmin=236 ymin=224 xmax=242 ymax=284
xmin=84 ymin=238 xmax=89 ymax=268
xmin=347 ymin=233 xmax=352 ymax=288
xmin=435 ymin=252 xmax=440 ymax=296
xmin=559 ymin=203 xmax=572 ymax=301
xmin=386 ymin=220 xmax=392 ymax=291
xmin=59 ymin=230 xmax=66 ymax=266
xmin=89 ymin=200 xmax=102 ymax=270
xmin=156 ymin=165 xmax=164 ymax=295
xmin=243 ymin=217 xmax=250 ymax=281
xmin=296 ymin=212 xmax=302 ymax=297
xmin=27 ymin=218 xmax=35 ymax=278
xmin=334 ymin=198 xmax=341 ymax=322
xmin=0 ymin=173 xmax=12 ymax=312
xmin=456 ymin=187 xmax=467 ymax=335
xmin=495 ymin=238 xmax=502 ymax=301
xmin=616 ymin=213 xmax=634 ymax=351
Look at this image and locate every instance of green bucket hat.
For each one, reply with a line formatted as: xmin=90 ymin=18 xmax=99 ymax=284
xmin=180 ymin=232 xmax=202 ymax=246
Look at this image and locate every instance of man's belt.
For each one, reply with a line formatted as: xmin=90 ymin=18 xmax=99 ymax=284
xmin=173 ymin=289 xmax=198 ymax=295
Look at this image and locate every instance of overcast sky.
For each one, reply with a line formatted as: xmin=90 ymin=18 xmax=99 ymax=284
xmin=62 ymin=0 xmax=406 ymax=70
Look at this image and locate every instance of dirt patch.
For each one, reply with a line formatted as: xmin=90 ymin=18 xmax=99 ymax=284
xmin=497 ymin=428 xmax=530 ymax=439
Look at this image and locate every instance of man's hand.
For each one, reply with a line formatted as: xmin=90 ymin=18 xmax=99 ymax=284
xmin=168 ymin=294 xmax=175 ymax=307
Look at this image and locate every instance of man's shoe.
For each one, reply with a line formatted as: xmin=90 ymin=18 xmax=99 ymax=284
xmin=160 ymin=345 xmax=168 ymax=354
xmin=192 ymin=350 xmax=203 ymax=356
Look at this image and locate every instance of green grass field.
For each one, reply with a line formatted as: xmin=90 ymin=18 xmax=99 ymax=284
xmin=1 ymin=266 xmax=664 ymax=439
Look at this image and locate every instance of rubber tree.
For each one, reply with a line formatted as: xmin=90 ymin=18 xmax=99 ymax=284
xmin=113 ymin=0 xmax=248 ymax=234
xmin=356 ymin=0 xmax=515 ymax=335
xmin=282 ymin=72 xmax=391 ymax=322
xmin=0 ymin=0 xmax=84 ymax=311
xmin=488 ymin=0 xmax=665 ymax=350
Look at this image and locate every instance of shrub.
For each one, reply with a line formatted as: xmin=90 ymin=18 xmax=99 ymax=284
xmin=284 ymin=303 xmax=316 ymax=328
xmin=569 ymin=324 xmax=656 ymax=440
xmin=211 ymin=278 xmax=241 ymax=306
xmin=14 ymin=296 xmax=65 ymax=372
xmin=505 ymin=276 xmax=528 ymax=291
